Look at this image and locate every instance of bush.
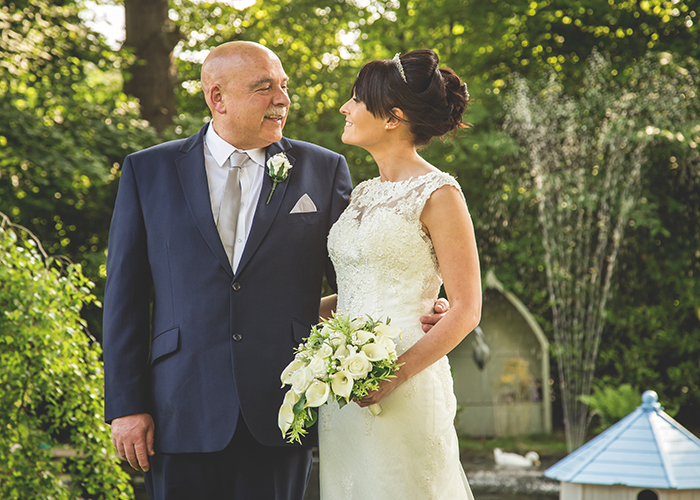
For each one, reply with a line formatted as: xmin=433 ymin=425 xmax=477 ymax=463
xmin=580 ymin=383 xmax=642 ymax=434
xmin=0 ymin=214 xmax=132 ymax=499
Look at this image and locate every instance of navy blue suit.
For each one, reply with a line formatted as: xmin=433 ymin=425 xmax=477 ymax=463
xmin=103 ymin=124 xmax=351 ymax=497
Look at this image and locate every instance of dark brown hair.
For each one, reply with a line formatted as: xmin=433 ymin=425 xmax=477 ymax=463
xmin=351 ymin=49 xmax=469 ymax=145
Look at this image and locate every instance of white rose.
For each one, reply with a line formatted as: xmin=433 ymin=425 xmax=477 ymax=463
xmin=305 ymin=380 xmax=331 ymax=407
xmin=361 ymin=343 xmax=389 ymax=362
xmin=331 ymin=370 xmax=354 ymax=400
xmin=342 ymin=351 xmax=372 ymax=378
xmin=356 ymin=330 xmax=376 ymax=344
xmin=268 ymin=153 xmax=292 ymax=175
xmin=308 ymin=356 xmax=329 ymax=377
xmin=291 ymin=366 xmax=314 ymax=395
xmin=278 ymin=402 xmax=294 ymax=436
xmin=375 ymin=323 xmax=401 ymax=338
xmin=281 ymin=359 xmax=306 ymax=386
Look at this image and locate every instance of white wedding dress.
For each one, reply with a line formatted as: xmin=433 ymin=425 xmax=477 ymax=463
xmin=319 ymin=171 xmax=474 ymax=500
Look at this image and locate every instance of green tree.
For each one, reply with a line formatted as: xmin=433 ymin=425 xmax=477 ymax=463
xmin=499 ymin=51 xmax=700 ymax=447
xmin=0 ymin=213 xmax=132 ymax=499
xmin=0 ymin=0 xmax=160 ymax=334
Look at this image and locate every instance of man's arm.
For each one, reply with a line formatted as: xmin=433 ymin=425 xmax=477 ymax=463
xmin=103 ymin=157 xmax=155 ymax=470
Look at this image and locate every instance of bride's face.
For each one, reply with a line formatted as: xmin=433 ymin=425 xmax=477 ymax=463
xmin=339 ymin=95 xmax=388 ymax=148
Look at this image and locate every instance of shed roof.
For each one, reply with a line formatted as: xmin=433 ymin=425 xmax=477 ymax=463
xmin=544 ymin=391 xmax=700 ymax=489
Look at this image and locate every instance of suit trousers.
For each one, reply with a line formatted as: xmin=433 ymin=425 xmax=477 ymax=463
xmin=144 ymin=414 xmax=313 ymax=500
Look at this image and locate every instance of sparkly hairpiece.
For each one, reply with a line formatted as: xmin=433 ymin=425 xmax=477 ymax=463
xmin=392 ymin=53 xmax=407 ymax=83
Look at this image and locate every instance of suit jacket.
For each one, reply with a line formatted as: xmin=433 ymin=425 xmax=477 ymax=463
xmin=103 ymin=123 xmax=352 ymax=452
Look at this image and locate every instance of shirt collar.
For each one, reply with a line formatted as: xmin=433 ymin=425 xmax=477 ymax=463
xmin=205 ymin=123 xmax=266 ymax=168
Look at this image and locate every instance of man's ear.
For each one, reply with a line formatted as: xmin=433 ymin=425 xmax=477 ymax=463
xmin=209 ymin=84 xmax=226 ymax=114
xmin=386 ymin=108 xmax=405 ymax=130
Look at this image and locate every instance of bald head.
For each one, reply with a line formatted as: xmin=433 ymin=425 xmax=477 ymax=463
xmin=200 ymin=41 xmax=290 ymax=149
xmin=202 ymin=42 xmax=280 ymax=106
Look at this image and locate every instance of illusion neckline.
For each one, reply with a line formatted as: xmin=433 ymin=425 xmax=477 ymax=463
xmin=375 ymin=170 xmax=443 ymax=184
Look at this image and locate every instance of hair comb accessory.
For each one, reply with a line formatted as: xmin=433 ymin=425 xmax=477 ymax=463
xmin=392 ymin=53 xmax=407 ymax=83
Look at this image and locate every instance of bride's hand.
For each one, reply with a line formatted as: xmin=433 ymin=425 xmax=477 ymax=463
xmin=356 ymin=377 xmax=401 ymax=407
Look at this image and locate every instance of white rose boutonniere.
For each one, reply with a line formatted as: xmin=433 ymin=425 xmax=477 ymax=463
xmin=266 ymin=152 xmax=293 ymax=204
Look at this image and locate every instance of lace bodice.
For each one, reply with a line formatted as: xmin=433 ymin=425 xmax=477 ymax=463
xmin=327 ymin=171 xmax=465 ymax=355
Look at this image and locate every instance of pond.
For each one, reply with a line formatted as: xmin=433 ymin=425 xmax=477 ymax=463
xmin=131 ymin=454 xmax=562 ymax=499
xmin=301 ymin=462 xmax=561 ymax=500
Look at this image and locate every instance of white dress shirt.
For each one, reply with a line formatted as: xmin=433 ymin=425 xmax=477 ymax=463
xmin=204 ymin=124 xmax=266 ymax=272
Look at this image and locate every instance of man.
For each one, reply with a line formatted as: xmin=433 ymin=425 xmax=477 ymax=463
xmin=103 ymin=41 xmax=444 ymax=500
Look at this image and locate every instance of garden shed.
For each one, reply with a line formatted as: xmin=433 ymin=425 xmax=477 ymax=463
xmin=544 ymin=390 xmax=700 ymax=500
xmin=449 ymin=270 xmax=552 ymax=437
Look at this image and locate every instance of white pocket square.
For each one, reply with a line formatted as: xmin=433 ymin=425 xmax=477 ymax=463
xmin=290 ymin=194 xmax=317 ymax=214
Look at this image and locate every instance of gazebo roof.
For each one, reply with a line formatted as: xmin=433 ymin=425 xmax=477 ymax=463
xmin=544 ymin=391 xmax=700 ymax=489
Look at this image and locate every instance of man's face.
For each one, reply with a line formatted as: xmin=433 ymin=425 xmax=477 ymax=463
xmin=213 ymin=50 xmax=290 ymax=150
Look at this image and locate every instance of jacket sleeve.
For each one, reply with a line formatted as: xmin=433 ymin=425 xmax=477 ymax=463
xmin=102 ymin=156 xmax=154 ymax=423
xmin=324 ymin=154 xmax=352 ymax=293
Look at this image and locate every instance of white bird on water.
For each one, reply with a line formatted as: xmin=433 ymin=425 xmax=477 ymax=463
xmin=494 ymin=448 xmax=541 ymax=469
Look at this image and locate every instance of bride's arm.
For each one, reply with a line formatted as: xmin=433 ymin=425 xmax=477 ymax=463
xmin=319 ymin=294 xmax=337 ymax=321
xmin=357 ymin=184 xmax=481 ymax=406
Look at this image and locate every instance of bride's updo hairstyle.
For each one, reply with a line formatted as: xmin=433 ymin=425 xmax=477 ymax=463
xmin=351 ymin=49 xmax=469 ymax=146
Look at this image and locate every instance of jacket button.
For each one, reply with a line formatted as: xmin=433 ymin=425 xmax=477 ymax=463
xmin=232 ymin=334 xmax=242 ymax=342
xmin=232 ymin=282 xmax=241 ymax=291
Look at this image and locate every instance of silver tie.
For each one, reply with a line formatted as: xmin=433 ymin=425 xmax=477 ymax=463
xmin=217 ymin=151 xmax=248 ymax=264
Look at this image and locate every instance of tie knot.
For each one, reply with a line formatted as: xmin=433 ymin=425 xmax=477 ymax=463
xmin=229 ymin=151 xmax=248 ymax=168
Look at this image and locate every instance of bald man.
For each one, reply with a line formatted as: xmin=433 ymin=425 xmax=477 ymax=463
xmin=103 ymin=42 xmax=352 ymax=500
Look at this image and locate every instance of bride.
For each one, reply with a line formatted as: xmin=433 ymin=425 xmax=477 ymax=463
xmin=317 ymin=49 xmax=481 ymax=499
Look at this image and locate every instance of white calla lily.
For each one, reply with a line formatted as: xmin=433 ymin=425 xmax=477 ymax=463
xmin=278 ymin=402 xmax=294 ymax=436
xmin=283 ymin=389 xmax=300 ymax=407
xmin=333 ymin=344 xmax=350 ymax=359
xmin=305 ymin=380 xmax=331 ymax=407
xmin=356 ymin=330 xmax=375 ymax=344
xmin=331 ymin=371 xmax=354 ymax=400
xmin=376 ymin=333 xmax=397 ymax=352
xmin=317 ymin=343 xmax=334 ymax=358
xmin=375 ymin=323 xmax=401 ymax=338
xmin=361 ymin=343 xmax=389 ymax=362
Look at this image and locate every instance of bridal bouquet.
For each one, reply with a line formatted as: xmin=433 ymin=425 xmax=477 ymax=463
xmin=278 ymin=312 xmax=402 ymax=444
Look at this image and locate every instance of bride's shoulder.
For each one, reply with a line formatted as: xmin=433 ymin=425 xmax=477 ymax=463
xmin=420 ymin=170 xmax=463 ymax=196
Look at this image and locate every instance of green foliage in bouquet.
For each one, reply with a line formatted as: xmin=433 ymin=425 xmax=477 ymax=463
xmin=279 ymin=313 xmax=403 ymax=444
xmin=0 ymin=214 xmax=132 ymax=499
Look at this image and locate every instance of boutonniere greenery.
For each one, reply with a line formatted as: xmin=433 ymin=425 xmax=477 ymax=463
xmin=266 ymin=152 xmax=293 ymax=204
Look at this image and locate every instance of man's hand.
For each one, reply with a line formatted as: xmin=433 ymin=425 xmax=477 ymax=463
xmin=420 ymin=297 xmax=450 ymax=332
xmin=111 ymin=413 xmax=155 ymax=472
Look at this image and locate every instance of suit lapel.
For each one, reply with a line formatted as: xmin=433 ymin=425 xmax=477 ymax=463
xmin=235 ymin=138 xmax=295 ymax=277
xmin=176 ymin=124 xmax=234 ymax=277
